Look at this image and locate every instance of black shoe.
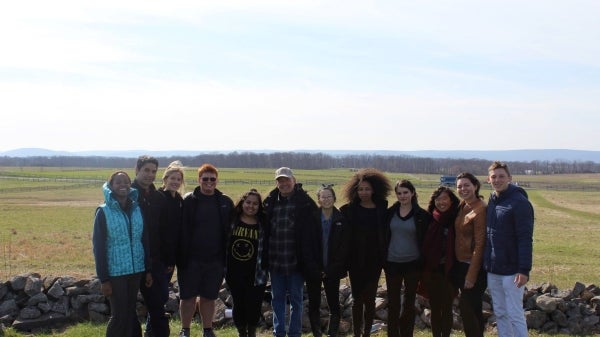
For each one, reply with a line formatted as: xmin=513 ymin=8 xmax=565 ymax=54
xmin=204 ymin=329 xmax=217 ymax=337
xmin=247 ymin=326 xmax=257 ymax=337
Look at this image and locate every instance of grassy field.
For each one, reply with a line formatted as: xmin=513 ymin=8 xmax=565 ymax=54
xmin=1 ymin=167 xmax=599 ymax=285
xmin=0 ymin=167 xmax=599 ymax=336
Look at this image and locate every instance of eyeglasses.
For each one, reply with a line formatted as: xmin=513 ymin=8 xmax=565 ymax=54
xmin=201 ymin=177 xmax=217 ymax=182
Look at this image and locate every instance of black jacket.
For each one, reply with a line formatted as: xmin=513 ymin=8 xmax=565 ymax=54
xmin=383 ymin=201 xmax=431 ymax=269
xmin=340 ymin=200 xmax=389 ymax=273
xmin=263 ymin=183 xmax=320 ymax=277
xmin=305 ymin=207 xmax=351 ymax=280
xmin=158 ymin=188 xmax=183 ymax=267
xmin=132 ymin=180 xmax=169 ymax=266
xmin=177 ymin=187 xmax=234 ymax=269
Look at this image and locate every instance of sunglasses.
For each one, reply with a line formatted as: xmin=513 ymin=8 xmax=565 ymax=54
xmin=201 ymin=177 xmax=217 ymax=182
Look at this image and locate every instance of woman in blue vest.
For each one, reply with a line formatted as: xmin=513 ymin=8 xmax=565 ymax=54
xmin=93 ymin=170 xmax=152 ymax=337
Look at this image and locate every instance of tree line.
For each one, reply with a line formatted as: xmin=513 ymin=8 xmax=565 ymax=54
xmin=1 ymin=152 xmax=598 ymax=175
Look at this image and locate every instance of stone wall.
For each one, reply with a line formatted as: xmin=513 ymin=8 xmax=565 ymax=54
xmin=0 ymin=273 xmax=599 ymax=334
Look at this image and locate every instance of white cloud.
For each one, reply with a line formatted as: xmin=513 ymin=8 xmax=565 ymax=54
xmin=1 ymin=1 xmax=599 ymax=152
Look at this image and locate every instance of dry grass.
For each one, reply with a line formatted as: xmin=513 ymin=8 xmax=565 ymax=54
xmin=1 ymin=168 xmax=599 ymax=290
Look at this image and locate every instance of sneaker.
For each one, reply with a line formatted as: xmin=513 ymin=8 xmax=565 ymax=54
xmin=204 ymin=329 xmax=217 ymax=337
xmin=179 ymin=329 xmax=191 ymax=337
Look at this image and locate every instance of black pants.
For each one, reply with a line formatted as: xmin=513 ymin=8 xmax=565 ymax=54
xmin=452 ymin=262 xmax=487 ymax=337
xmin=385 ymin=261 xmax=419 ymax=337
xmin=424 ymin=267 xmax=455 ymax=337
xmin=306 ymin=276 xmax=342 ymax=337
xmin=349 ymin=268 xmax=381 ymax=337
xmin=227 ymin=278 xmax=266 ymax=331
xmin=107 ymin=273 xmax=143 ymax=337
xmin=139 ymin=261 xmax=172 ymax=337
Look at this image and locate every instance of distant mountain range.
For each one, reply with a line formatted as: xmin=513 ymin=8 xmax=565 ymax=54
xmin=1 ymin=148 xmax=599 ymax=163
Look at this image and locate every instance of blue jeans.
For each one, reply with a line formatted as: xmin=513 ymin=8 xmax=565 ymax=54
xmin=270 ymin=271 xmax=304 ymax=337
xmin=487 ymin=273 xmax=528 ymax=337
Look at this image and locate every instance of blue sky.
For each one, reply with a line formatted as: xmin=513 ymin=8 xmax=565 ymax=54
xmin=1 ymin=1 xmax=599 ymax=152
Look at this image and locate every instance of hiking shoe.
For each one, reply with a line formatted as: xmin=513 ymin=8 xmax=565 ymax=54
xmin=179 ymin=329 xmax=191 ymax=337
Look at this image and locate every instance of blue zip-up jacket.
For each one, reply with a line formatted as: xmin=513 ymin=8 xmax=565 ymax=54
xmin=93 ymin=182 xmax=150 ymax=282
xmin=484 ymin=183 xmax=534 ymax=277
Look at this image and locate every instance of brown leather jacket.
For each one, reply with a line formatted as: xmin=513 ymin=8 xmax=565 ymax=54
xmin=454 ymin=198 xmax=486 ymax=284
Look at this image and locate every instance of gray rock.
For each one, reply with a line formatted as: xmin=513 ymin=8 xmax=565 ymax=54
xmin=37 ymin=302 xmax=52 ymax=313
xmin=26 ymin=293 xmax=47 ymax=306
xmin=551 ymin=309 xmax=568 ymax=327
xmin=57 ymin=276 xmax=77 ymax=288
xmin=213 ymin=298 xmax=226 ymax=325
xmin=536 ymin=294 xmax=564 ymax=312
xmin=65 ymin=286 xmax=87 ymax=297
xmin=525 ymin=310 xmax=547 ymax=329
xmin=0 ymin=300 xmax=18 ymax=317
xmin=46 ymin=281 xmax=64 ymax=299
xmin=567 ymin=320 xmax=583 ymax=334
xmin=19 ymin=307 xmax=42 ymax=320
xmin=582 ymin=314 xmax=599 ymax=327
xmin=88 ymin=302 xmax=109 ymax=314
xmin=88 ymin=310 xmax=108 ymax=323
xmin=541 ymin=320 xmax=558 ymax=333
xmin=0 ymin=283 xmax=8 ymax=301
xmin=540 ymin=282 xmax=557 ymax=294
xmin=87 ymin=278 xmax=102 ymax=294
xmin=51 ymin=296 xmax=70 ymax=315
xmin=587 ymin=284 xmax=600 ymax=296
xmin=374 ymin=297 xmax=386 ymax=311
xmin=9 ymin=275 xmax=27 ymax=292
xmin=24 ymin=276 xmax=42 ymax=296
xmin=12 ymin=312 xmax=68 ymax=332
xmin=375 ymin=308 xmax=387 ymax=321
xmin=572 ymin=282 xmax=586 ymax=297
xmin=165 ymin=292 xmax=179 ymax=313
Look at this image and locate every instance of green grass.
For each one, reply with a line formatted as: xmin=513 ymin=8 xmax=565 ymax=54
xmin=1 ymin=168 xmax=599 ymax=286
xmin=0 ymin=321 xmax=589 ymax=337
xmin=1 ymin=167 xmax=599 ymax=336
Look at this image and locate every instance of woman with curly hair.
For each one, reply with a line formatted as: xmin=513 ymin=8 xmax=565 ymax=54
xmin=340 ymin=168 xmax=391 ymax=337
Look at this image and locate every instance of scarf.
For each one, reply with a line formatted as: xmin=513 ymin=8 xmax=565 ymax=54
xmin=422 ymin=207 xmax=456 ymax=277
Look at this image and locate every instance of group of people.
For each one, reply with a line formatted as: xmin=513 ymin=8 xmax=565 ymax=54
xmin=92 ymin=156 xmax=534 ymax=337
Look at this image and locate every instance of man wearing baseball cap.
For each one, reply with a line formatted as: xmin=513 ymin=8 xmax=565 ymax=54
xmin=263 ymin=167 xmax=319 ymax=337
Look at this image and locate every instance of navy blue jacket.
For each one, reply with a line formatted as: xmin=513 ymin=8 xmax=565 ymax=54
xmin=484 ymin=184 xmax=534 ymax=277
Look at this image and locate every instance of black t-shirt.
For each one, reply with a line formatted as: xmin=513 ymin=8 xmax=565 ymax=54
xmin=227 ymin=221 xmax=259 ymax=283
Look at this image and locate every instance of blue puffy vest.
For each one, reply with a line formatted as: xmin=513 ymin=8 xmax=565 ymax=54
xmin=100 ymin=184 xmax=146 ymax=277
